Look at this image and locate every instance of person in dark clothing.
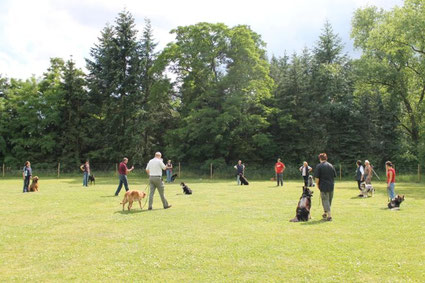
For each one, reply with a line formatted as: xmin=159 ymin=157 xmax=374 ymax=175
xmin=22 ymin=161 xmax=32 ymax=193
xmin=314 ymin=153 xmax=337 ymax=221
xmin=114 ymin=157 xmax=134 ymax=196
xmin=234 ymin=160 xmax=245 ymax=185
xmin=355 ymin=160 xmax=364 ymax=196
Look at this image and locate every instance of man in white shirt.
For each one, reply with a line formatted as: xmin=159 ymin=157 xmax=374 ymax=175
xmin=146 ymin=152 xmax=171 ymax=210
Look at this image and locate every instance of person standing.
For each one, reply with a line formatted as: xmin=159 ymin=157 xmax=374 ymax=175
xmin=165 ymin=160 xmax=173 ymax=183
xmin=364 ymin=160 xmax=372 ymax=184
xmin=22 ymin=161 xmax=32 ymax=193
xmin=146 ymin=152 xmax=171 ymax=210
xmin=80 ymin=160 xmax=91 ymax=187
xmin=114 ymin=157 xmax=134 ymax=196
xmin=234 ymin=160 xmax=245 ymax=185
xmin=299 ymin=161 xmax=312 ymax=187
xmin=386 ymin=161 xmax=396 ymax=200
xmin=355 ymin=160 xmax=365 ymax=195
xmin=314 ymin=153 xmax=337 ymax=221
xmin=274 ymin=158 xmax=285 ymax=186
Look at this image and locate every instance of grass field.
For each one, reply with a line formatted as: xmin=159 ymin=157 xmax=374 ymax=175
xmin=1 ymin=177 xmax=424 ymax=282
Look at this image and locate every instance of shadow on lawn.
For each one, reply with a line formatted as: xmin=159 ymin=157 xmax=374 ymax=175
xmin=114 ymin=209 xmax=147 ymax=215
xmin=299 ymin=219 xmax=329 ymax=226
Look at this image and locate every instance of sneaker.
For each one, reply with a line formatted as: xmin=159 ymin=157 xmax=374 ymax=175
xmin=322 ymin=213 xmax=327 ymax=219
xmin=326 ymin=217 xmax=333 ymax=221
xmin=148 ymin=207 xmax=152 ymax=210
xmin=164 ymin=205 xmax=172 ymax=209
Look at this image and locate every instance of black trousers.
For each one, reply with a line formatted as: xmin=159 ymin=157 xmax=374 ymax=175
xmin=303 ymin=175 xmax=309 ymax=186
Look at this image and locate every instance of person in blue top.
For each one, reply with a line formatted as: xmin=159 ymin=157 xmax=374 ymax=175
xmin=22 ymin=161 xmax=32 ymax=193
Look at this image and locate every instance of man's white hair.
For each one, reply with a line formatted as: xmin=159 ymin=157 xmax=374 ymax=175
xmin=365 ymin=160 xmax=369 ymax=164
xmin=155 ymin=152 xmax=162 ymax=157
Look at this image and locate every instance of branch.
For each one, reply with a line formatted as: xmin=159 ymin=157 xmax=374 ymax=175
xmin=393 ymin=114 xmax=413 ymax=135
xmin=392 ymin=39 xmax=425 ymax=55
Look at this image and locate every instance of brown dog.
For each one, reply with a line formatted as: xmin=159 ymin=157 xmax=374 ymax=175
xmin=29 ymin=176 xmax=39 ymax=192
xmin=120 ymin=190 xmax=147 ymax=211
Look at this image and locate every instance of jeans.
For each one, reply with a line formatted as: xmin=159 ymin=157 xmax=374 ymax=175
xmin=166 ymin=170 xmax=172 ymax=183
xmin=83 ymin=172 xmax=89 ymax=187
xmin=236 ymin=174 xmax=241 ymax=185
xmin=387 ymin=183 xmax=395 ymax=200
xmin=23 ymin=176 xmax=30 ymax=193
xmin=115 ymin=174 xmax=129 ymax=195
xmin=276 ymin=173 xmax=283 ymax=186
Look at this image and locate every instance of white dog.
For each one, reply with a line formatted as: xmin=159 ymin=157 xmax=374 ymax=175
xmin=360 ymin=182 xmax=374 ymax=197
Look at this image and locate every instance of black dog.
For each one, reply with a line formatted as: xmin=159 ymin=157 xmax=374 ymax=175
xmin=290 ymin=186 xmax=314 ymax=222
xmin=239 ymin=173 xmax=249 ymax=185
xmin=181 ymin=182 xmax=192 ymax=195
xmin=388 ymin=195 xmax=405 ymax=209
xmin=89 ymin=174 xmax=95 ymax=185
xmin=171 ymin=174 xmax=178 ymax=182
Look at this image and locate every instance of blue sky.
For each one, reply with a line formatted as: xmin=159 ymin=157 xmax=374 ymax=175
xmin=0 ymin=0 xmax=403 ymax=79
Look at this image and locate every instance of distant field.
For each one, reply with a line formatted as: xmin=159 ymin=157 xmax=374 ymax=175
xmin=0 ymin=177 xmax=424 ymax=281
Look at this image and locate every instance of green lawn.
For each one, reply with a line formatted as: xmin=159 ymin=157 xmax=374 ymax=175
xmin=0 ymin=177 xmax=424 ymax=282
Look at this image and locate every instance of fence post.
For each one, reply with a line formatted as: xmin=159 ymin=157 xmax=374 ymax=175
xmin=57 ymin=162 xmax=60 ymax=178
xmin=418 ymin=164 xmax=421 ymax=182
xmin=2 ymin=163 xmax=4 ymax=177
xmin=339 ymin=164 xmax=342 ymax=181
xmin=210 ymin=163 xmax=213 ymax=179
xmin=178 ymin=162 xmax=181 ymax=177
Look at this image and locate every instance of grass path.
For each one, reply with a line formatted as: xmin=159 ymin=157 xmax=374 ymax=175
xmin=0 ymin=177 xmax=424 ymax=281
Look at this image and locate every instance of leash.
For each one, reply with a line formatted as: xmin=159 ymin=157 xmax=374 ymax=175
xmin=141 ymin=183 xmax=150 ymax=209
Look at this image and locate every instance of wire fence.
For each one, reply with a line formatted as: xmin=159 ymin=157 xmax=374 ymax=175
xmin=1 ymin=162 xmax=424 ymax=183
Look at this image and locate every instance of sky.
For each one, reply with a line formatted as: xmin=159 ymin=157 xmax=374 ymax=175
xmin=0 ymin=0 xmax=404 ymax=79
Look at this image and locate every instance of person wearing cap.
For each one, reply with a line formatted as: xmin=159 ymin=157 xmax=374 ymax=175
xmin=114 ymin=157 xmax=134 ymax=196
xmin=146 ymin=152 xmax=172 ymax=210
xmin=314 ymin=153 xmax=337 ymax=221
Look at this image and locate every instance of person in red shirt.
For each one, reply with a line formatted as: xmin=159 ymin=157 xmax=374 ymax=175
xmin=114 ymin=157 xmax=134 ymax=196
xmin=386 ymin=161 xmax=396 ymax=200
xmin=274 ymin=158 xmax=285 ymax=186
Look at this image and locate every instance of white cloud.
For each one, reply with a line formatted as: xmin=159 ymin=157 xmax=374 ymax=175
xmin=0 ymin=0 xmax=404 ymax=79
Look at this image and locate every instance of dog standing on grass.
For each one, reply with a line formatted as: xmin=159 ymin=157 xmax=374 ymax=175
xmin=360 ymin=182 xmax=374 ymax=197
xmin=290 ymin=186 xmax=313 ymax=222
xmin=28 ymin=176 xmax=39 ymax=192
xmin=89 ymin=174 xmax=95 ymax=185
xmin=120 ymin=190 xmax=146 ymax=211
xmin=388 ymin=195 xmax=405 ymax=210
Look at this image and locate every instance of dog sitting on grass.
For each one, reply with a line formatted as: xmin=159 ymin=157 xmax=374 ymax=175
xmin=180 ymin=182 xmax=192 ymax=195
xmin=28 ymin=176 xmax=39 ymax=192
xmin=120 ymin=190 xmax=147 ymax=211
xmin=388 ymin=195 xmax=405 ymax=210
xmin=290 ymin=186 xmax=313 ymax=222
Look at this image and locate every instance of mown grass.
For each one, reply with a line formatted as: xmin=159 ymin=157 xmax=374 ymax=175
xmin=0 ymin=177 xmax=424 ymax=282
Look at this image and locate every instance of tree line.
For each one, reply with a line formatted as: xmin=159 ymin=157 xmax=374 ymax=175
xmin=0 ymin=0 xmax=424 ymax=171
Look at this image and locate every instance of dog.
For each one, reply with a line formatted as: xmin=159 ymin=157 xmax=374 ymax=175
xmin=89 ymin=174 xmax=95 ymax=185
xmin=171 ymin=174 xmax=178 ymax=182
xmin=28 ymin=176 xmax=39 ymax=192
xmin=239 ymin=173 xmax=249 ymax=185
xmin=359 ymin=182 xmax=374 ymax=198
xmin=120 ymin=190 xmax=147 ymax=211
xmin=180 ymin=182 xmax=192 ymax=195
xmin=307 ymin=175 xmax=315 ymax=187
xmin=290 ymin=186 xmax=313 ymax=222
xmin=388 ymin=195 xmax=405 ymax=210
